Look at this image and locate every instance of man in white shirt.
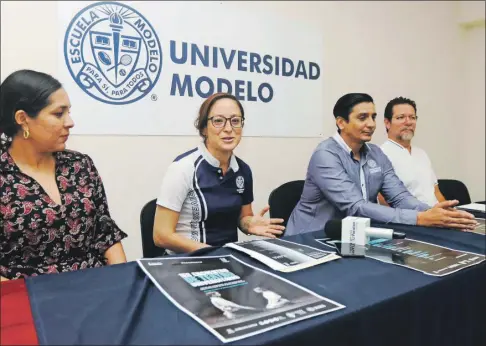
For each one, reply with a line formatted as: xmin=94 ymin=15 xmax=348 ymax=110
xmin=379 ymin=97 xmax=446 ymax=206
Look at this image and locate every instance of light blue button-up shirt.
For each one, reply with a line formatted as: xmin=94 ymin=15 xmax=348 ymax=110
xmin=285 ymin=133 xmax=431 ymax=236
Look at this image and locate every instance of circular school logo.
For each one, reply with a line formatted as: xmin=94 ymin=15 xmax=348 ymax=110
xmin=236 ymin=176 xmax=245 ymax=189
xmin=368 ymin=159 xmax=377 ymax=168
xmin=64 ymin=1 xmax=162 ymax=105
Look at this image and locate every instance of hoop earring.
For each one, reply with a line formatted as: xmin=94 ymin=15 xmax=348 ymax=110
xmin=23 ymin=129 xmax=30 ymax=139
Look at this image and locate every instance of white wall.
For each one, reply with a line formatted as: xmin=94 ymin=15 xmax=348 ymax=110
xmin=457 ymin=23 xmax=485 ymax=202
xmin=457 ymin=0 xmax=486 ymax=25
xmin=1 ymin=1 xmax=484 ymax=261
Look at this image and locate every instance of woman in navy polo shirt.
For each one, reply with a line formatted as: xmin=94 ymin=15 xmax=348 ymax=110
xmin=153 ymin=93 xmax=285 ymax=254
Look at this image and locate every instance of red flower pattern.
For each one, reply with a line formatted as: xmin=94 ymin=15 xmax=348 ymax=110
xmin=0 ymin=144 xmax=127 ymax=280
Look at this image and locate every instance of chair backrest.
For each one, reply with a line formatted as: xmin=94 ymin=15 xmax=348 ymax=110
xmin=140 ymin=199 xmax=167 ymax=258
xmin=437 ymin=179 xmax=471 ymax=206
xmin=268 ymin=180 xmax=305 ymax=233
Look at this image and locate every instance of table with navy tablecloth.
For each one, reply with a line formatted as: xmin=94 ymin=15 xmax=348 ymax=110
xmin=1 ymin=224 xmax=485 ymax=346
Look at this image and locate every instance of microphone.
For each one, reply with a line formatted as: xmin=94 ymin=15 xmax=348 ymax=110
xmin=324 ymin=218 xmax=406 ymax=242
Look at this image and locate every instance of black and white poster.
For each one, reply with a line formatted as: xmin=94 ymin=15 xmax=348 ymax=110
xmin=365 ymin=238 xmax=485 ymax=276
xmin=137 ymin=255 xmax=345 ymax=343
xmin=225 ymin=238 xmax=340 ymax=272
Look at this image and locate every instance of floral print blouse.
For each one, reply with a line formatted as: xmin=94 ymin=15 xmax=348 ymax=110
xmin=0 ymin=139 xmax=127 ymax=279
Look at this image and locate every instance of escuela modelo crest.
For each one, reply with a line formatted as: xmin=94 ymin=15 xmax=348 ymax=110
xmin=64 ymin=1 xmax=162 ymax=105
xmin=236 ymin=176 xmax=245 ymax=193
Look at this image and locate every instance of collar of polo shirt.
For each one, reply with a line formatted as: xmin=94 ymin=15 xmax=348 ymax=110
xmin=387 ymin=139 xmax=411 ymax=152
xmin=198 ymin=143 xmax=240 ymax=172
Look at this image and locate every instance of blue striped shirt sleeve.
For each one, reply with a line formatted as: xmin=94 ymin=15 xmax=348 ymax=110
xmin=310 ymin=148 xmax=429 ymax=225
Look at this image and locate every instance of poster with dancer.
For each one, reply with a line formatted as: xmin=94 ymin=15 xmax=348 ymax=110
xmin=137 ymin=255 xmax=345 ymax=343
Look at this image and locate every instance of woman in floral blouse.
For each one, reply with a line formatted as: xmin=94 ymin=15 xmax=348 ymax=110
xmin=0 ymin=69 xmax=127 ymax=281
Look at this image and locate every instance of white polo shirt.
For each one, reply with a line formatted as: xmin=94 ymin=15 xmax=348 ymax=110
xmin=380 ymin=139 xmax=438 ymax=206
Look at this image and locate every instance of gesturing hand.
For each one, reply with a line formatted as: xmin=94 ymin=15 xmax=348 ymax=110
xmin=247 ymin=205 xmax=286 ymax=238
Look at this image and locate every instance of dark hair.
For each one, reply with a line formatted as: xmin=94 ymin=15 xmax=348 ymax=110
xmin=333 ymin=93 xmax=374 ymax=133
xmin=0 ymin=69 xmax=62 ymax=137
xmin=194 ymin=93 xmax=245 ymax=141
xmin=384 ymin=96 xmax=417 ymax=122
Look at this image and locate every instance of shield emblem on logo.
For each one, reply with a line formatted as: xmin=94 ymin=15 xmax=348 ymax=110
xmin=236 ymin=176 xmax=245 ymax=189
xmin=90 ymin=31 xmax=141 ymax=87
xmin=64 ymin=2 xmax=162 ymax=105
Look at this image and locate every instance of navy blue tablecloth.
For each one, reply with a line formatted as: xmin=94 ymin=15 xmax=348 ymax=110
xmin=26 ymin=225 xmax=486 ymax=345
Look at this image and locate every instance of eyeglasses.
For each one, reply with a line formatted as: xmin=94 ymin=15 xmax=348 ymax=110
xmin=208 ymin=115 xmax=244 ymax=129
xmin=393 ymin=115 xmax=418 ymax=122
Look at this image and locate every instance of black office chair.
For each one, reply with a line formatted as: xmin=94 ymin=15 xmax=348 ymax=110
xmin=437 ymin=179 xmax=471 ymax=206
xmin=268 ymin=180 xmax=305 ymax=236
xmin=140 ymin=199 xmax=167 ymax=258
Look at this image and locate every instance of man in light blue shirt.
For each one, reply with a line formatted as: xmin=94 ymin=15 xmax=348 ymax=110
xmin=286 ymin=93 xmax=477 ymax=236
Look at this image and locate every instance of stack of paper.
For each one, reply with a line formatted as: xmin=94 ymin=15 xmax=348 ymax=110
xmin=224 ymin=238 xmax=340 ymax=272
xmin=457 ymin=203 xmax=486 ymax=213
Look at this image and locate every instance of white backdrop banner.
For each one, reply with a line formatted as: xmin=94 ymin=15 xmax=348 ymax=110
xmin=58 ymin=1 xmax=324 ymax=136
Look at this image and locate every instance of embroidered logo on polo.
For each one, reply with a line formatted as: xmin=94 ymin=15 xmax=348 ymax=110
xmin=368 ymin=159 xmax=382 ymax=174
xmin=236 ymin=176 xmax=245 ymax=194
xmin=64 ymin=1 xmax=162 ymax=105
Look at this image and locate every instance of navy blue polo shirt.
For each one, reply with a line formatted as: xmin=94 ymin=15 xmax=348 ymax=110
xmin=156 ymin=143 xmax=253 ymax=252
